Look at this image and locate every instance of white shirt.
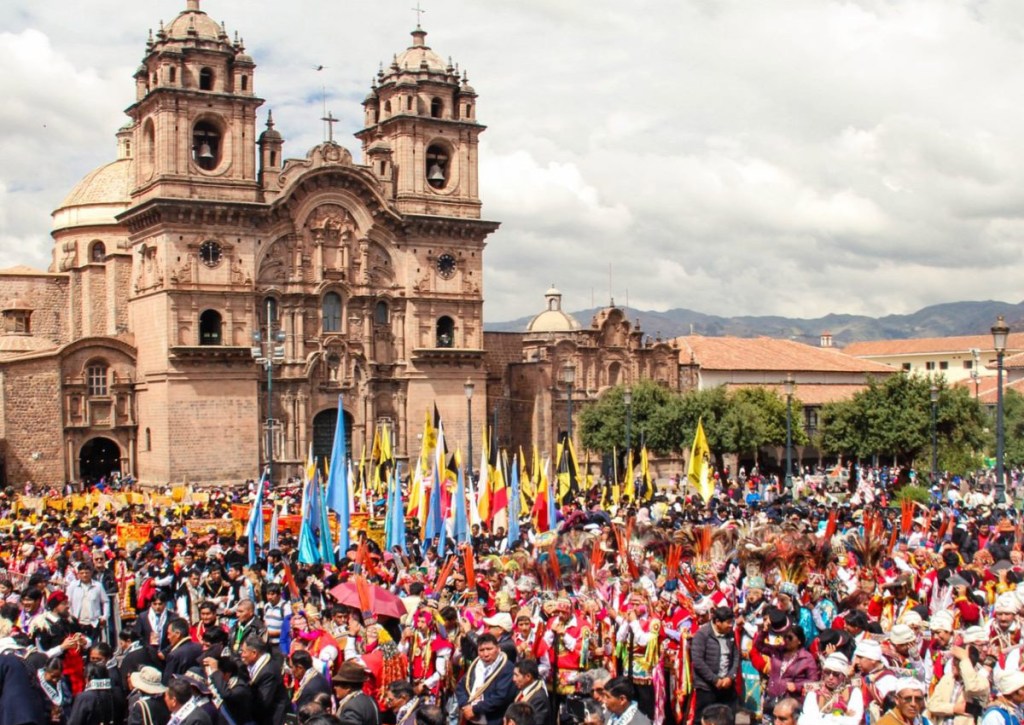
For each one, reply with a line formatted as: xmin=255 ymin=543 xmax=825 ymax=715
xmin=799 ymin=685 xmax=864 ymax=725
xmin=66 ymin=579 xmax=109 ymax=626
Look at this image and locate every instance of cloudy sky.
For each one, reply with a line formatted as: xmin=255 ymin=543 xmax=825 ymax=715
xmin=2 ymin=0 xmax=1024 ymax=323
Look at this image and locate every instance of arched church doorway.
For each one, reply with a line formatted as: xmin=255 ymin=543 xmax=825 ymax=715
xmin=312 ymin=409 xmax=354 ymax=466
xmin=79 ymin=437 xmax=121 ymax=483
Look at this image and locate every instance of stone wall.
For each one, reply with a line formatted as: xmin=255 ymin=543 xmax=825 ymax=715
xmin=0 ymin=273 xmax=70 ymax=346
xmin=1 ymin=357 xmax=65 ymax=486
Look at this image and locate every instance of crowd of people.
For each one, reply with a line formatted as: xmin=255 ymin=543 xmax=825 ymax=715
xmin=0 ymin=467 xmax=1021 ymax=725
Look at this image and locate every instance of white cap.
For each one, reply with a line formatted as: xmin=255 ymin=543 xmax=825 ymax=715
xmin=894 ymin=678 xmax=926 ymax=696
xmin=929 ymin=611 xmax=954 ymax=633
xmin=998 ymin=671 xmax=1024 ymax=696
xmin=483 ymin=613 xmax=514 ymax=632
xmin=996 ymin=592 xmax=1020 ymax=614
xmin=854 ymin=639 xmax=883 ymax=661
xmin=889 ymin=624 xmax=916 ymax=646
xmin=962 ymin=626 xmax=987 ymax=644
xmin=823 ymin=652 xmax=852 ymax=675
xmin=902 ymin=611 xmax=923 ymax=627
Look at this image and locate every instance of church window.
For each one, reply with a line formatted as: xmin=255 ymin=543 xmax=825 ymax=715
xmin=322 ymin=292 xmax=342 ymax=333
xmin=436 ymin=316 xmax=454 ymax=348
xmin=430 ymin=98 xmax=443 ymax=118
xmin=199 ymin=309 xmax=222 ymax=345
xmin=241 ymin=75 xmax=248 ymax=91
xmin=199 ymin=67 xmax=214 ymax=91
xmin=384 ymin=100 xmax=391 ymax=116
xmin=270 ymin=151 xmax=277 ymax=166
xmin=426 ymin=144 xmax=449 ymax=190
xmin=192 ymin=121 xmax=221 ymax=171
xmin=142 ymin=120 xmax=156 ymax=177
xmin=374 ymin=301 xmax=389 ymax=325
xmin=169 ymin=67 xmax=176 ymax=84
xmin=406 ymin=96 xmax=413 ymax=111
xmin=90 ymin=241 xmax=106 ymax=263
xmin=87 ymin=364 xmax=109 ymax=396
xmin=607 ymin=362 xmax=621 ymax=387
xmin=466 ymin=104 xmax=473 ymax=119
xmin=145 ymin=428 xmax=152 ymax=451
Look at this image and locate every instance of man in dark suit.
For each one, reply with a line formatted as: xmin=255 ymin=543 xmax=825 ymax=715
xmin=455 ymin=633 xmax=516 ymax=725
xmin=289 ymin=650 xmax=331 ymax=710
xmin=332 ymin=660 xmax=380 ymax=725
xmin=134 ymin=591 xmax=174 ymax=662
xmin=163 ymin=618 xmax=202 ymax=685
xmin=385 ymin=679 xmax=420 ymax=725
xmin=164 ymin=678 xmax=212 ymax=725
xmin=119 ymin=629 xmax=159 ymax=694
xmin=240 ymin=636 xmax=289 ymax=725
xmin=227 ymin=599 xmax=267 ymax=656
xmin=511 ymin=658 xmax=549 ymax=725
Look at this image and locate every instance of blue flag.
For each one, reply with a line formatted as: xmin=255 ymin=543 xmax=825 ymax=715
xmin=423 ymin=464 xmax=441 ymax=548
xmin=298 ymin=469 xmax=325 ymax=565
xmin=385 ymin=462 xmax=407 ymax=554
xmin=507 ymin=457 xmax=520 ymax=548
xmin=317 ymin=469 xmax=336 ymax=566
xmin=246 ymin=468 xmax=268 ymax=566
xmin=454 ymin=461 xmax=469 ymax=545
xmin=325 ymin=395 xmax=350 ymax=557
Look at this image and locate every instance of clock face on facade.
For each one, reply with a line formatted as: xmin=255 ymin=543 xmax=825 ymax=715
xmin=199 ymin=240 xmax=223 ymax=267
xmin=436 ymin=252 xmax=457 ymax=279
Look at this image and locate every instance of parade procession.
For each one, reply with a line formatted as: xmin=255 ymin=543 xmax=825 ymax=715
xmin=0 ymin=401 xmax=1022 ymax=725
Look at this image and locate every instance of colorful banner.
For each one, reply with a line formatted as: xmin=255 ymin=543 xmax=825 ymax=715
xmin=186 ymin=518 xmax=236 ymax=537
xmin=116 ymin=523 xmax=153 ymax=549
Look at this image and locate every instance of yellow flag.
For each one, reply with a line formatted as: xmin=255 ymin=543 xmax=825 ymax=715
xmin=688 ymin=418 xmax=714 ymax=504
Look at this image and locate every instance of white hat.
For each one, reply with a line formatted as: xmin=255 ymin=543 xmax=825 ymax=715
xmin=998 ymin=671 xmax=1024 ymax=696
xmin=929 ymin=611 xmax=954 ymax=633
xmin=483 ymin=613 xmax=514 ymax=632
xmin=129 ymin=666 xmax=168 ymax=695
xmin=901 ymin=611 xmax=923 ymax=627
xmin=894 ymin=678 xmax=927 ymax=696
xmin=962 ymin=626 xmax=987 ymax=644
xmin=889 ymin=624 xmax=916 ymax=646
xmin=996 ymin=592 xmax=1020 ymax=614
xmin=822 ymin=652 xmax=852 ymax=675
xmin=854 ymin=639 xmax=883 ymax=661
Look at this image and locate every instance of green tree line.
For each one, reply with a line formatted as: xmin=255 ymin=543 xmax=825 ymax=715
xmin=578 ymin=374 xmax=1009 ymax=475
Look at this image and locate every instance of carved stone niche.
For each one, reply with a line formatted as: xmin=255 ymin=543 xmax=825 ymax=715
xmin=306 ymin=204 xmax=356 ymax=246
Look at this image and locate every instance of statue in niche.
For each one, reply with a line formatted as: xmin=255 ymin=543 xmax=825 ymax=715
xmin=325 ymin=352 xmax=341 ymax=382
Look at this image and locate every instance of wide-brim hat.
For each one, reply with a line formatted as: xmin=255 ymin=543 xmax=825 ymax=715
xmin=130 ymin=666 xmax=167 ymax=695
xmin=178 ymin=668 xmax=211 ymax=695
xmin=332 ymin=659 xmax=369 ymax=686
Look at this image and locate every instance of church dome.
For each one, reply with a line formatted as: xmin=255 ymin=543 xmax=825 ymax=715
xmin=165 ymin=3 xmax=225 ymax=41
xmin=526 ymin=285 xmax=580 ymax=334
xmin=52 ymin=158 xmax=133 ymax=230
xmin=393 ymin=28 xmax=448 ymax=75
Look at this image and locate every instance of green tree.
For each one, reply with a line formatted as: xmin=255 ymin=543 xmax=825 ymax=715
xmin=820 ymin=373 xmax=986 ymax=472
xmin=1001 ymin=388 xmax=1024 ymax=468
xmin=578 ymin=380 xmax=675 ymax=454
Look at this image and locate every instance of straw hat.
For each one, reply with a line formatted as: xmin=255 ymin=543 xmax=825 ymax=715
xmin=129 ymin=666 xmax=167 ymax=695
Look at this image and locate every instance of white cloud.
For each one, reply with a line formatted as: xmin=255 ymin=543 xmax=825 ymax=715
xmin=3 ymin=0 xmax=1024 ymax=322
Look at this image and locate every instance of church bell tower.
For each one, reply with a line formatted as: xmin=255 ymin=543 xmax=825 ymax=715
xmin=356 ymin=25 xmax=483 ymax=219
xmin=126 ymin=0 xmax=263 ymax=203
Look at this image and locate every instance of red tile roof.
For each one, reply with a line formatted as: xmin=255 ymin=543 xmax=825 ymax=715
xmin=843 ymin=333 xmax=1024 ymax=357
xmin=674 ymin=336 xmax=897 ymax=373
xmin=951 ymin=375 xmax=1022 ymax=404
xmin=723 ymin=382 xmax=870 ymax=406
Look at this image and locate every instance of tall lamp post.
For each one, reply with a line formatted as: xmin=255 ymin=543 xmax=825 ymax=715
xmin=251 ymin=300 xmax=287 ymax=485
xmin=623 ymin=386 xmax=633 ymax=454
xmin=784 ymin=373 xmax=795 ymax=489
xmin=992 ymin=315 xmax=1009 ymax=503
xmin=561 ymin=363 xmax=576 ymax=444
xmin=464 ymin=378 xmax=475 ymax=483
xmin=930 ymin=384 xmax=939 ymax=486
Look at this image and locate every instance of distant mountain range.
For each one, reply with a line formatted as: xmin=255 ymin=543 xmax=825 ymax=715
xmin=485 ymin=300 xmax=1024 ymax=346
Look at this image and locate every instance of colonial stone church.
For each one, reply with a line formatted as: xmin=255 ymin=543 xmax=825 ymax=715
xmin=0 ymin=1 xmax=497 ymax=486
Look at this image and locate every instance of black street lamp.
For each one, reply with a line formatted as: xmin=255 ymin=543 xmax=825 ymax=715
xmin=623 ymin=386 xmax=633 ymax=453
xmin=251 ymin=299 xmax=287 ymax=485
xmin=992 ymin=315 xmax=1009 ymax=503
xmin=930 ymin=384 xmax=939 ymax=486
xmin=784 ymin=373 xmax=795 ymax=489
xmin=561 ymin=362 xmax=576 ymax=445
xmin=464 ymin=378 xmax=475 ymax=483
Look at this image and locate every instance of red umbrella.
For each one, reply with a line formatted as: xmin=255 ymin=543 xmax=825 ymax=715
xmin=328 ymin=580 xmax=407 ymax=620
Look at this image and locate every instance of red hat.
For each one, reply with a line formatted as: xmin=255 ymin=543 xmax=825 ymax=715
xmin=47 ymin=591 xmax=69 ymax=609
